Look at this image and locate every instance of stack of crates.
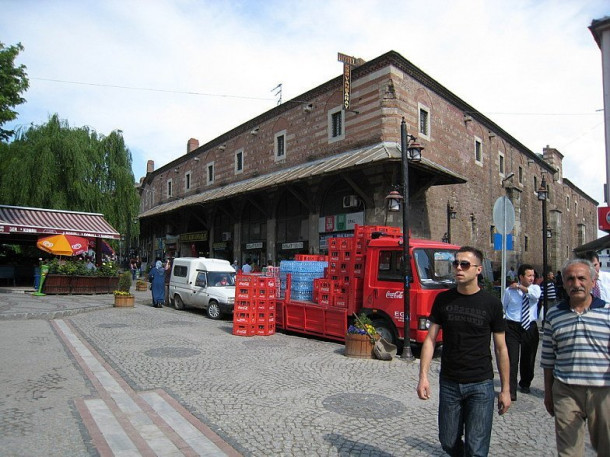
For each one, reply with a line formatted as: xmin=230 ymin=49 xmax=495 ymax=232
xmin=325 ymin=224 xmax=402 ymax=313
xmin=232 ymin=274 xmax=278 ymax=337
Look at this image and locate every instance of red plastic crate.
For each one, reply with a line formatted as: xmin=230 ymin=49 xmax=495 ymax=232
xmin=234 ymin=311 xmax=256 ymax=324
xmin=234 ymin=301 xmax=254 ymax=312
xmin=332 ymin=292 xmax=348 ymax=308
xmin=232 ymin=323 xmax=255 ymax=336
xmin=255 ymin=323 xmax=275 ymax=336
xmin=319 ymin=293 xmax=331 ymax=306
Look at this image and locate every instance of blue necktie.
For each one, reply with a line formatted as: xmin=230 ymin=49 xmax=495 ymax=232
xmin=521 ymin=292 xmax=531 ymax=330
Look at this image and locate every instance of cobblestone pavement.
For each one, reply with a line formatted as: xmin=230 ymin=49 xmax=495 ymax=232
xmin=0 ymin=289 xmax=597 ymax=456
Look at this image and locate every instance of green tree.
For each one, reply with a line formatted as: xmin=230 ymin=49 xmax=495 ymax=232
xmin=0 ymin=42 xmax=29 ymax=142
xmin=0 ymin=114 xmax=139 ymax=238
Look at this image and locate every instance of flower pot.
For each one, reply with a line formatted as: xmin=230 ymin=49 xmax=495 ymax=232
xmin=136 ymin=281 xmax=148 ymax=291
xmin=114 ymin=295 xmax=135 ymax=308
xmin=344 ymin=333 xmax=377 ymax=359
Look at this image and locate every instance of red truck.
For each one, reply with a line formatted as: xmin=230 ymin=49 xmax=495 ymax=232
xmin=276 ymin=225 xmax=459 ymax=350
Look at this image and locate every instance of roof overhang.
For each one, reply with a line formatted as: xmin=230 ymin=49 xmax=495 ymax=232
xmin=573 ymin=234 xmax=610 ymax=256
xmin=140 ymin=142 xmax=467 ymax=219
xmin=0 ymin=205 xmax=120 ymax=239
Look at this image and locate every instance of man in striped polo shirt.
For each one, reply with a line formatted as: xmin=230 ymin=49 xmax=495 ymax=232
xmin=541 ymin=259 xmax=610 ymax=456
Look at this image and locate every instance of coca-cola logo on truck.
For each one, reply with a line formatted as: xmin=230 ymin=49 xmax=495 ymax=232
xmin=386 ymin=290 xmax=403 ymax=299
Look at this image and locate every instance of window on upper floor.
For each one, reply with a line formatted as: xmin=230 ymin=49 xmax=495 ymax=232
xmin=474 ymin=137 xmax=482 ymax=165
xmin=275 ymin=130 xmax=286 ymax=161
xmin=235 ymin=149 xmax=243 ymax=174
xmin=578 ymin=224 xmax=585 ymax=246
xmin=499 ymin=152 xmax=505 ymax=176
xmin=524 ymin=235 xmax=528 ymax=252
xmin=533 ymin=176 xmax=537 ymax=193
xmin=207 ymin=162 xmax=215 ymax=185
xmin=518 ymin=166 xmax=523 ymax=185
xmin=328 ymin=106 xmax=344 ymax=143
xmin=418 ymin=103 xmax=430 ymax=139
xmin=167 ymin=179 xmax=173 ymax=198
xmin=566 ymin=195 xmax=570 ymax=211
xmin=185 ymin=172 xmax=191 ymax=191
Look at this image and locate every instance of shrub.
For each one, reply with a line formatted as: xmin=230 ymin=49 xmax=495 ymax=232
xmin=117 ymin=271 xmax=132 ymax=294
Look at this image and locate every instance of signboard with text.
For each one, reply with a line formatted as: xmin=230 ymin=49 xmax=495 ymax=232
xmin=599 ymin=206 xmax=610 ymax=232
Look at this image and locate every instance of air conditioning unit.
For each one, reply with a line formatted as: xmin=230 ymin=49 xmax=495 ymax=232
xmin=221 ymin=232 xmax=232 ymax=241
xmin=342 ymin=195 xmax=359 ymax=209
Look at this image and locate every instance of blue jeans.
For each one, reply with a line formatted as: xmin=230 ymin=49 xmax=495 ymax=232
xmin=438 ymin=378 xmax=495 ymax=456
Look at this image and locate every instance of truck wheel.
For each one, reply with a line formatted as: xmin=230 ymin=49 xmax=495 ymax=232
xmin=372 ymin=319 xmax=395 ymax=345
xmin=207 ymin=301 xmax=222 ymax=320
xmin=174 ymin=295 xmax=184 ymax=310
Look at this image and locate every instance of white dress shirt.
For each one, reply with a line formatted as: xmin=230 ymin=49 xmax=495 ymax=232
xmin=597 ymin=270 xmax=610 ymax=302
xmin=502 ymin=283 xmax=541 ymax=323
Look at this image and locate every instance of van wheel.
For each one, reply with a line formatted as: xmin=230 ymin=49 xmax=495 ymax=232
xmin=174 ymin=295 xmax=184 ymax=310
xmin=372 ymin=319 xmax=395 ymax=345
xmin=207 ymin=301 xmax=222 ymax=320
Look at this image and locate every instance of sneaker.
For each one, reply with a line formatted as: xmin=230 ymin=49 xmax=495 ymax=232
xmin=520 ymin=386 xmax=531 ymax=394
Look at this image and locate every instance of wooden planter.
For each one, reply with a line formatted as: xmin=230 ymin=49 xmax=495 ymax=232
xmin=135 ymin=281 xmax=148 ymax=291
xmin=344 ymin=333 xmax=377 ymax=359
xmin=43 ymin=275 xmax=119 ymax=295
xmin=114 ymin=295 xmax=135 ymax=307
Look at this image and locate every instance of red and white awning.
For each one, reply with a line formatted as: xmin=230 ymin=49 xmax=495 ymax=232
xmin=0 ymin=205 xmax=120 ymax=239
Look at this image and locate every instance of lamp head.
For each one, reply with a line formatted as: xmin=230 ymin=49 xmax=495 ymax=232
xmin=385 ymin=190 xmax=403 ymax=212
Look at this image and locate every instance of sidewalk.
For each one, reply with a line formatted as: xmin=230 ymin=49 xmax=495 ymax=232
xmin=0 ymin=286 xmax=152 ymax=320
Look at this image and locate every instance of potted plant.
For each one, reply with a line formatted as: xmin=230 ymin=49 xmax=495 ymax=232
xmin=344 ymin=313 xmax=379 ymax=359
xmin=113 ymin=271 xmax=134 ymax=307
xmin=135 ymin=278 xmax=148 ymax=291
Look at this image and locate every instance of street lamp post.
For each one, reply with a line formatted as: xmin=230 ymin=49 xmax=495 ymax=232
xmin=445 ymin=201 xmax=457 ymax=243
xmin=386 ymin=117 xmax=423 ymax=361
xmin=537 ymin=175 xmax=549 ymax=317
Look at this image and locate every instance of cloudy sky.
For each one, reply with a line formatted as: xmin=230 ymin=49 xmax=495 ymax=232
xmin=2 ymin=0 xmax=608 ymax=217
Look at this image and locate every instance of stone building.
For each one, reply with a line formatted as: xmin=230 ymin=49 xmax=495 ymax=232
xmin=137 ymin=50 xmax=597 ymax=276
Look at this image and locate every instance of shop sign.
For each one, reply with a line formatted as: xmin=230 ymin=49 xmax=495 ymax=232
xmin=246 ymin=242 xmax=264 ymax=250
xmin=319 ymin=211 xmax=364 ymax=233
xmin=599 ymin=206 xmax=610 ymax=231
xmin=281 ymin=241 xmax=304 ymax=250
xmin=212 ymin=242 xmax=227 ymax=249
xmin=181 ymin=231 xmax=208 ymax=242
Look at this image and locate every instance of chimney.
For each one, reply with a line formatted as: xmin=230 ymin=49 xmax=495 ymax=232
xmin=147 ymin=160 xmax=154 ymax=174
xmin=187 ymin=138 xmax=199 ymax=153
xmin=542 ymin=145 xmax=564 ymax=181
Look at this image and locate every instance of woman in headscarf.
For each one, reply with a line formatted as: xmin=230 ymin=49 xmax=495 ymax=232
xmin=148 ymin=260 xmax=166 ymax=308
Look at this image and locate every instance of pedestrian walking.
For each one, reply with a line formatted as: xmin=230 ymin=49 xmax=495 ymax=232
xmin=580 ymin=250 xmax=610 ymax=302
xmin=538 ymin=270 xmax=557 ymax=321
xmin=502 ymin=263 xmax=541 ymax=400
xmin=541 ymin=259 xmax=610 ymax=456
xmin=148 ymin=260 xmax=165 ymax=308
xmin=417 ymin=246 xmax=511 ymax=456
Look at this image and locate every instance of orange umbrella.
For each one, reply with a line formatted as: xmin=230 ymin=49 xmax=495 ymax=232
xmin=37 ymin=234 xmax=89 ymax=256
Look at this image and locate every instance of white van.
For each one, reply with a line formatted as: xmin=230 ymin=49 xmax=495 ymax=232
xmin=168 ymin=257 xmax=236 ymax=319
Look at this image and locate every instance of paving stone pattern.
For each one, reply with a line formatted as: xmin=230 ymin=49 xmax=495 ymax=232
xmin=0 ymin=289 xmax=598 ymax=456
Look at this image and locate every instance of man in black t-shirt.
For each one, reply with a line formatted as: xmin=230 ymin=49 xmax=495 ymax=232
xmin=417 ymin=246 xmax=511 ymax=456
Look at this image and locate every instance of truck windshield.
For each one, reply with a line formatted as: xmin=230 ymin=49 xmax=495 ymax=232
xmin=376 ymin=249 xmax=457 ymax=289
xmin=207 ymin=272 xmax=236 ymax=287
xmin=414 ymin=249 xmax=457 ymax=289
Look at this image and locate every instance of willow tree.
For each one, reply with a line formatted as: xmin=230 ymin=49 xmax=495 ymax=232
xmin=0 ymin=114 xmax=139 ymax=237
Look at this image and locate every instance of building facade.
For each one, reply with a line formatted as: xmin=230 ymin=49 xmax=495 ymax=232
xmin=137 ymin=51 xmax=598 ymax=276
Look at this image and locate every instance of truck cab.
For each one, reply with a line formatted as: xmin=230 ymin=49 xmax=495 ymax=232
xmin=168 ymin=257 xmax=236 ymax=319
xmin=363 ymin=237 xmax=458 ymax=345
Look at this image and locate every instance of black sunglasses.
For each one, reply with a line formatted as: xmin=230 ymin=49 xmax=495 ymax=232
xmin=452 ymin=260 xmax=479 ymax=270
